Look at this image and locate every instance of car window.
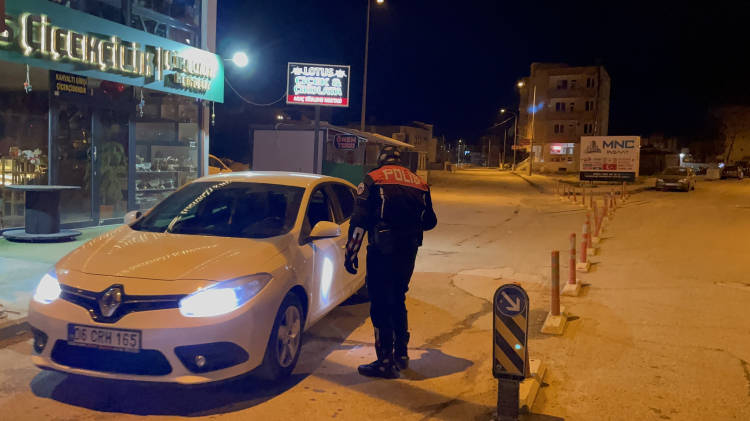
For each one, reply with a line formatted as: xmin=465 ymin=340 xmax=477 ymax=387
xmin=330 ymin=183 xmax=356 ymax=223
xmin=306 ymin=187 xmax=334 ymax=230
xmin=131 ymin=182 xmax=305 ymax=239
xmin=209 ymin=156 xmax=220 ymax=167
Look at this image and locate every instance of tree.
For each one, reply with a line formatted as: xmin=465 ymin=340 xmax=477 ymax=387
xmin=717 ymin=106 xmax=750 ymax=163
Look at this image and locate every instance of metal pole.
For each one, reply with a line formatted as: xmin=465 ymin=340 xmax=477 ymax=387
xmin=551 ymin=250 xmax=561 ymax=316
xmin=360 ymin=0 xmax=371 ymax=132
xmin=313 ymin=105 xmax=321 ymax=174
xmin=496 ymin=378 xmax=520 ymax=421
xmin=512 ymin=115 xmax=518 ymax=170
xmin=568 ymin=235 xmax=576 ymax=286
xmin=528 ymin=85 xmax=536 ymax=176
xmin=502 ymin=127 xmax=507 ymax=169
xmin=488 ymin=136 xmax=492 ymax=167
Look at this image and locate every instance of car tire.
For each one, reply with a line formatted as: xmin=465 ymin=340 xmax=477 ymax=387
xmin=256 ymin=293 xmax=305 ymax=382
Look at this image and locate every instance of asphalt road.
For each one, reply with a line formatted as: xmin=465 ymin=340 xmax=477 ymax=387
xmin=1 ymin=171 xmax=749 ymax=421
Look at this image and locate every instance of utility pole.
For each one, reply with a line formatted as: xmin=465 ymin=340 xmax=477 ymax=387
xmin=488 ymin=137 xmax=492 ymax=167
xmin=528 ymin=85 xmax=536 ymax=176
xmin=360 ymin=0 xmax=372 ymax=132
xmin=502 ymin=128 xmax=507 ymax=169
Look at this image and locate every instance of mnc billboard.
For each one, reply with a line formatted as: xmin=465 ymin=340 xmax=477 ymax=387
xmin=579 ymin=136 xmax=640 ymax=182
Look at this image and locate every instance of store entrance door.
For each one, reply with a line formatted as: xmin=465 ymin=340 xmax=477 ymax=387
xmin=92 ymin=108 xmax=130 ymax=222
xmin=55 ymin=102 xmax=94 ymax=226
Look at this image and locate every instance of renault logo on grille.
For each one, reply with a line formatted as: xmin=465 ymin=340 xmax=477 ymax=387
xmin=99 ymin=286 xmax=123 ymax=317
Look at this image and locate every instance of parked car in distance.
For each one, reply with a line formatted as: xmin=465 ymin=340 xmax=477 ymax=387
xmin=656 ymin=166 xmax=696 ymax=192
xmin=208 ymin=154 xmax=233 ymax=175
xmin=721 ymin=165 xmax=744 ymax=180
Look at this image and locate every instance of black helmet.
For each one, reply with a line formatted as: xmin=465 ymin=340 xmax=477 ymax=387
xmin=377 ymin=146 xmax=402 ymax=167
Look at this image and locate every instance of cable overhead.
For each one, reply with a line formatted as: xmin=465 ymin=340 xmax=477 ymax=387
xmin=224 ymin=78 xmax=286 ymax=106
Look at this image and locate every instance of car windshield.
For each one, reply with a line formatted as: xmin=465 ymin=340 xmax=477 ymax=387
xmin=724 ymin=166 xmax=738 ymax=170
xmin=662 ymin=168 xmax=687 ymax=176
xmin=131 ymin=181 xmax=305 ymax=239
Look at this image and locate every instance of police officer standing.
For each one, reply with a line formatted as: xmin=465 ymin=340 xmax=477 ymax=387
xmin=344 ymin=146 xmax=437 ymax=379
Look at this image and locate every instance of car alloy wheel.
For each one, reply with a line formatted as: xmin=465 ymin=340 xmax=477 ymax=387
xmin=276 ymin=306 xmax=301 ymax=368
xmin=256 ymin=292 xmax=305 ymax=381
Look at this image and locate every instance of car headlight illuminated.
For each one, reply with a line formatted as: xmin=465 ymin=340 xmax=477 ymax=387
xmin=179 ymin=273 xmax=273 ymax=317
xmin=33 ymin=270 xmax=61 ymax=304
xmin=678 ymin=178 xmax=686 ymax=183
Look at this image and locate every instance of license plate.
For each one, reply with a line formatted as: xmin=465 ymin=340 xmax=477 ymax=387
xmin=665 ymin=183 xmax=681 ymax=187
xmin=67 ymin=324 xmax=141 ymax=353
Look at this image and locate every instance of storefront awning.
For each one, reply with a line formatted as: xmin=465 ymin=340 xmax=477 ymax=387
xmin=324 ymin=125 xmax=414 ymax=149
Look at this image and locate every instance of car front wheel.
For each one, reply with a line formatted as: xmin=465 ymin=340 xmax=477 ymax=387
xmin=257 ymin=293 xmax=304 ymax=381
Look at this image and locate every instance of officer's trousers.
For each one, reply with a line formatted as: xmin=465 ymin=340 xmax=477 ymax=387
xmin=365 ymin=243 xmax=419 ymax=356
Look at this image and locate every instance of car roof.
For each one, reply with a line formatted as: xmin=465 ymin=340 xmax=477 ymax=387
xmin=193 ymin=171 xmax=354 ymax=188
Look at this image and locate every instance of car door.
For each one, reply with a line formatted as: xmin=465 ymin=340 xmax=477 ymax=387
xmin=298 ymin=184 xmax=346 ymax=324
xmin=328 ymin=182 xmax=367 ymax=293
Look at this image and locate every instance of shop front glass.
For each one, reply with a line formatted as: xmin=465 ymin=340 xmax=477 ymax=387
xmin=135 ymin=89 xmax=200 ymax=211
xmin=0 ymin=63 xmax=49 ymax=229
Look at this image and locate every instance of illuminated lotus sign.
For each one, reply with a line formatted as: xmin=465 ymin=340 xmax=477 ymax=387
xmin=286 ymin=62 xmax=350 ymax=107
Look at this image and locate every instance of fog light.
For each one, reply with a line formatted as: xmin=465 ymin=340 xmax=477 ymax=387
xmin=195 ymin=355 xmax=206 ymax=368
xmin=31 ymin=326 xmax=48 ymax=354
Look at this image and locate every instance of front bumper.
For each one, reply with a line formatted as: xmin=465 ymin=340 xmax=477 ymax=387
xmin=656 ymin=181 xmax=688 ymax=189
xmin=28 ymin=294 xmax=278 ymax=384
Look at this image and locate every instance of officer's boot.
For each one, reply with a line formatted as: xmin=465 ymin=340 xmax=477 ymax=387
xmin=358 ymin=343 xmax=399 ymax=379
xmin=394 ymin=332 xmax=410 ymax=371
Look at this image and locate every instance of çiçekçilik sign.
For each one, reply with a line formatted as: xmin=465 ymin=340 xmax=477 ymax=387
xmin=287 ymin=62 xmax=350 ymax=107
xmin=579 ymin=136 xmax=641 ymax=183
xmin=0 ymin=0 xmax=224 ymax=102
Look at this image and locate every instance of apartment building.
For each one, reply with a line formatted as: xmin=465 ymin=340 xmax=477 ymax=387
xmin=518 ymin=63 xmax=611 ymax=172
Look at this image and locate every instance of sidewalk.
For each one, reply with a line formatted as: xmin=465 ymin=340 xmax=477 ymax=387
xmin=0 ymin=226 xmax=118 ymax=341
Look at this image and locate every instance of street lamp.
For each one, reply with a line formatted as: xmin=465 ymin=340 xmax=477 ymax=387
xmin=229 ymin=52 xmax=249 ymax=67
xmin=361 ymin=0 xmax=385 ymax=132
xmin=517 ymin=81 xmax=525 ymax=88
xmin=500 ymin=109 xmax=519 ymax=170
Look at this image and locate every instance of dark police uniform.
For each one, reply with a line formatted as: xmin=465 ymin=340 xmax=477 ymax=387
xmin=344 ymin=147 xmax=437 ymax=379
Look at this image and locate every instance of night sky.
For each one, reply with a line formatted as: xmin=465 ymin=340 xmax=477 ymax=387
xmin=212 ymin=0 xmax=750 ymax=159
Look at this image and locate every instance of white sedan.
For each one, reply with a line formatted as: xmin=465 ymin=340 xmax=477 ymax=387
xmin=28 ymin=172 xmax=367 ymax=384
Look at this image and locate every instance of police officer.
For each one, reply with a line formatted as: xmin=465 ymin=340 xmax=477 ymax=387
xmin=344 ymin=146 xmax=437 ymax=379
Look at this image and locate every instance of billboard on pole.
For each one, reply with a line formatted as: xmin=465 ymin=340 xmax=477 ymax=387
xmin=286 ymin=62 xmax=350 ymax=107
xmin=579 ymin=136 xmax=640 ymax=182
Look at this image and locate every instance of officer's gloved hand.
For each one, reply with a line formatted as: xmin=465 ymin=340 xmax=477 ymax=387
xmin=344 ymin=253 xmax=358 ymax=275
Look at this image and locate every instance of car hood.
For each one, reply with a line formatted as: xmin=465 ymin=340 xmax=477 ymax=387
xmin=57 ymin=225 xmax=292 ymax=281
xmin=659 ymin=175 xmax=687 ymax=182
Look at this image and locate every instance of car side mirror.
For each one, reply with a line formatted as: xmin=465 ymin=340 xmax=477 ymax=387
xmin=309 ymin=221 xmax=341 ymax=240
xmin=123 ymin=210 xmax=143 ymax=224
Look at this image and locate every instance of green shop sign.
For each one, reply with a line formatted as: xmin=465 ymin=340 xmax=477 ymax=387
xmin=0 ymin=0 xmax=223 ymax=102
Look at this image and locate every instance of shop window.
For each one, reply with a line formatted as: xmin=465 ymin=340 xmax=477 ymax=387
xmin=0 ymin=63 xmax=50 ymax=229
xmin=135 ymin=90 xmax=200 ymax=211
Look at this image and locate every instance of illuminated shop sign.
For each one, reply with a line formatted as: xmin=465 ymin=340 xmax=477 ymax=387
xmin=54 ymin=71 xmax=87 ymax=94
xmin=333 ymin=134 xmax=358 ymax=150
xmin=286 ymin=62 xmax=350 ymax=107
xmin=0 ymin=0 xmax=223 ymax=102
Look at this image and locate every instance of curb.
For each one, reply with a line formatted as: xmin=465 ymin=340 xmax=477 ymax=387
xmin=510 ymin=172 xmax=548 ymax=193
xmin=519 ymin=359 xmax=548 ymax=413
xmin=0 ymin=317 xmax=30 ymax=343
